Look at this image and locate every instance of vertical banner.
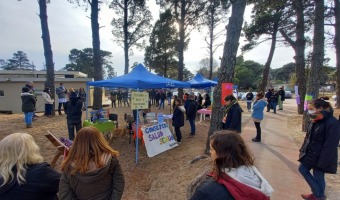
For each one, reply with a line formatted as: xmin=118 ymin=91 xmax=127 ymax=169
xmin=294 ymin=86 xmax=300 ymax=105
xmin=221 ymin=83 xmax=234 ymax=105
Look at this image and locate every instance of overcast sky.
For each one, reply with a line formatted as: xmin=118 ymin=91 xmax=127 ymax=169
xmin=0 ymin=1 xmax=336 ymax=76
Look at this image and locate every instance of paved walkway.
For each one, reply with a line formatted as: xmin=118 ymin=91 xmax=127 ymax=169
xmin=241 ymin=100 xmax=310 ymax=199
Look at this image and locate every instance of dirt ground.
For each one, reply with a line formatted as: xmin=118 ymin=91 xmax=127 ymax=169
xmin=0 ymin=100 xmax=339 ymax=199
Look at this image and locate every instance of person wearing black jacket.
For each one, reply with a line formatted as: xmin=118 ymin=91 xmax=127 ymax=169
xmin=64 ymin=92 xmax=83 ymax=140
xmin=0 ymin=133 xmax=60 ymax=200
xmin=299 ymin=97 xmax=340 ymax=200
xmin=222 ymin=95 xmax=243 ymax=133
xmin=265 ymin=89 xmax=272 ymax=112
xmin=245 ymin=89 xmax=254 ymax=111
xmin=270 ymin=90 xmax=279 ymax=114
xmin=186 ymin=95 xmax=198 ymax=137
xmin=277 ymin=86 xmax=285 ymax=110
xmin=172 ymin=99 xmax=185 ymax=143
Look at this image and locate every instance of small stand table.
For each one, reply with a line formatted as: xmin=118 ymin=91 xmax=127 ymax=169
xmin=197 ymin=109 xmax=212 ymax=122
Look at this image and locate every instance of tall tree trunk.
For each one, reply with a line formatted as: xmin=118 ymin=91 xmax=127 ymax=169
xmin=91 ymin=0 xmax=103 ymax=110
xmin=303 ymin=0 xmax=324 ymax=131
xmin=258 ymin=22 xmax=278 ymax=94
xmin=124 ymin=0 xmax=129 ymax=74
xmin=204 ymin=0 xmax=246 ymax=154
xmin=177 ymin=0 xmax=186 ymax=99
xmin=335 ymin=0 xmax=340 ymax=109
xmin=39 ymin=0 xmax=55 ymax=115
xmin=293 ymin=0 xmax=306 ymax=115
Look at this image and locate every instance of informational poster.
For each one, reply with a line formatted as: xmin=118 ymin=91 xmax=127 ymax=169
xmin=141 ymin=123 xmax=178 ymax=157
xmin=221 ymin=83 xmax=234 ymax=105
xmin=294 ymin=86 xmax=300 ymax=105
xmin=131 ymin=91 xmax=149 ymax=110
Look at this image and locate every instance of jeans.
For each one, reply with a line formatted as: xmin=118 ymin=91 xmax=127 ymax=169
xmin=270 ymin=102 xmax=277 ymax=113
xmin=159 ymin=99 xmax=165 ymax=109
xmin=298 ymin=163 xmax=325 ymax=198
xmin=111 ymin=100 xmax=116 ymax=108
xmin=167 ymin=97 xmax=172 ymax=105
xmin=246 ymin=101 xmax=252 ymax=111
xmin=24 ymin=112 xmax=33 ymax=125
xmin=58 ymin=102 xmax=66 ymax=114
xmin=174 ymin=126 xmax=182 ymax=142
xmin=67 ymin=121 xmax=82 ymax=140
xmin=189 ymin=119 xmax=195 ymax=135
xmin=45 ymin=104 xmax=52 ymax=115
xmin=254 ymin=122 xmax=261 ymax=140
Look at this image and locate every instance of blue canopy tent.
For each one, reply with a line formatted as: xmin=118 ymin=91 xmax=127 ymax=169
xmin=187 ymin=73 xmax=217 ymax=88
xmin=86 ymin=64 xmax=190 ymax=164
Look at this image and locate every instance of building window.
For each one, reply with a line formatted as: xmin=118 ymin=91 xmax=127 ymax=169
xmin=0 ymin=90 xmax=4 ymax=97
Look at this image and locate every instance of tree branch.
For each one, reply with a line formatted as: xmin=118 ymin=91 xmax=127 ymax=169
xmin=279 ymin=29 xmax=295 ymax=47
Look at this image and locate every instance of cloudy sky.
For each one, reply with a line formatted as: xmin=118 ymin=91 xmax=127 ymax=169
xmin=0 ymin=1 xmax=336 ymax=76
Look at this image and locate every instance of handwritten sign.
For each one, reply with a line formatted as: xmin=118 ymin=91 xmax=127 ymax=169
xmin=141 ymin=123 xmax=178 ymax=157
xmin=131 ymin=91 xmax=149 ymax=110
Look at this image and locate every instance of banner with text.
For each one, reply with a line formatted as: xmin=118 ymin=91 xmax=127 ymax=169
xmin=221 ymin=83 xmax=234 ymax=105
xmin=141 ymin=123 xmax=178 ymax=157
xmin=131 ymin=91 xmax=149 ymax=110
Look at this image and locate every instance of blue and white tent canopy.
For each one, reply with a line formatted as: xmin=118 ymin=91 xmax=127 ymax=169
xmin=187 ymin=73 xmax=217 ymax=88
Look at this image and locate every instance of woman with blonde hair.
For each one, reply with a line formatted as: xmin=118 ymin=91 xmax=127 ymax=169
xmin=59 ymin=126 xmax=125 ymax=200
xmin=0 ymin=133 xmax=60 ymax=200
xmin=188 ymin=130 xmax=273 ymax=200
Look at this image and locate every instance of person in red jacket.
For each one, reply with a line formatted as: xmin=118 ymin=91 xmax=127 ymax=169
xmin=188 ymin=130 xmax=273 ymax=200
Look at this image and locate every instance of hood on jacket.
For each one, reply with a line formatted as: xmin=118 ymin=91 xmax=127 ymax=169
xmin=224 ymin=165 xmax=273 ymax=197
xmin=178 ymin=105 xmax=186 ymax=113
xmin=70 ymin=153 xmax=112 ymax=183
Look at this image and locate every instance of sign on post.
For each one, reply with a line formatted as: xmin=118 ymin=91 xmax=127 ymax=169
xmin=141 ymin=123 xmax=178 ymax=157
xmin=221 ymin=83 xmax=234 ymax=105
xmin=131 ymin=91 xmax=149 ymax=110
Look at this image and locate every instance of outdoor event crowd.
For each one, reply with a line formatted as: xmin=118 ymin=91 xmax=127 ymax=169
xmin=0 ymin=82 xmax=339 ymax=200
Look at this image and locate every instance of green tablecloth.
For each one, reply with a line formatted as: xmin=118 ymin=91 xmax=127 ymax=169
xmin=83 ymin=120 xmax=116 ymax=133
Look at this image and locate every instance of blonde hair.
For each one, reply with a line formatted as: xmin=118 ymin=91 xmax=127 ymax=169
xmin=69 ymin=88 xmax=74 ymax=93
xmin=61 ymin=127 xmax=119 ymax=175
xmin=0 ymin=133 xmax=43 ymax=186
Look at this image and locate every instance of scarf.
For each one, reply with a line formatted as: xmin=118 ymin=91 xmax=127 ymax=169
xmin=224 ymin=99 xmax=238 ymax=117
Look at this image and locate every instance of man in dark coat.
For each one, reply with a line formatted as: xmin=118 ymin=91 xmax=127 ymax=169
xmin=64 ymin=92 xmax=83 ymax=140
xmin=265 ymin=89 xmax=272 ymax=112
xmin=186 ymin=95 xmax=198 ymax=137
xmin=277 ymin=86 xmax=285 ymax=110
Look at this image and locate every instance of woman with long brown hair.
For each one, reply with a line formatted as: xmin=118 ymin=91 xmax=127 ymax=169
xmin=59 ymin=126 xmax=125 ymax=200
xmin=188 ymin=130 xmax=273 ymax=200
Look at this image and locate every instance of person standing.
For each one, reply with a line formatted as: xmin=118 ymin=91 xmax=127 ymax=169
xmin=265 ymin=89 xmax=272 ymax=112
xmin=172 ymin=98 xmax=185 ymax=143
xmin=186 ymin=95 xmax=197 ymax=137
xmin=187 ymin=131 xmax=273 ymax=200
xmin=155 ymin=91 xmax=161 ymax=107
xmin=245 ymin=89 xmax=254 ymax=112
xmin=159 ymin=91 xmax=166 ymax=109
xmin=117 ymin=90 xmax=123 ymax=107
xmin=251 ymin=93 xmax=267 ymax=142
xmin=277 ymin=86 xmax=285 ymax=110
xmin=78 ymin=87 xmax=86 ymax=110
xmin=222 ymin=95 xmax=242 ymax=133
xmin=299 ymin=97 xmax=340 ymax=200
xmin=110 ymin=90 xmax=117 ymax=108
xmin=0 ymin=133 xmax=60 ymax=200
xmin=123 ymin=90 xmax=130 ymax=107
xmin=59 ymin=127 xmax=125 ymax=200
xmin=42 ymin=87 xmax=54 ymax=117
xmin=166 ymin=90 xmax=173 ymax=105
xmin=270 ymin=90 xmax=279 ymax=114
xmin=64 ymin=92 xmax=83 ymax=140
xmin=56 ymin=83 xmax=67 ymax=115
xmin=24 ymin=81 xmax=38 ymax=119
xmin=21 ymin=87 xmax=36 ymax=128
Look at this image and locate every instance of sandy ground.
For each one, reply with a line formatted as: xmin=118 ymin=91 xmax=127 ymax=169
xmin=0 ymin=99 xmax=339 ymax=199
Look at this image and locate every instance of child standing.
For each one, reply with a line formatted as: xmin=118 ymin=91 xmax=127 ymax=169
xmin=172 ymin=99 xmax=185 ymax=143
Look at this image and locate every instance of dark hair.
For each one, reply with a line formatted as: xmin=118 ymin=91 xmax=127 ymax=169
xmin=257 ymin=92 xmax=264 ymax=99
xmin=22 ymin=87 xmax=29 ymax=93
xmin=43 ymin=87 xmax=50 ymax=93
xmin=60 ymin=83 xmax=63 ymax=86
xmin=175 ymin=98 xmax=182 ymax=106
xmin=308 ymin=96 xmax=331 ymax=110
xmin=224 ymin=94 xmax=236 ymax=102
xmin=210 ymin=130 xmax=254 ymax=181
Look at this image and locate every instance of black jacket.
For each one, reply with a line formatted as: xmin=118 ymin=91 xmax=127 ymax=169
xmin=172 ymin=106 xmax=185 ymax=128
xmin=21 ymin=93 xmax=36 ymax=113
xmin=224 ymin=103 xmax=242 ymax=133
xmin=65 ymin=97 xmax=83 ymax=123
xmin=299 ymin=111 xmax=340 ymax=174
xmin=270 ymin=93 xmax=279 ymax=103
xmin=246 ymin=92 xmax=254 ymax=101
xmin=186 ymin=100 xmax=198 ymax=120
xmin=265 ymin=91 xmax=272 ymax=101
xmin=0 ymin=162 xmax=60 ymax=200
xmin=189 ymin=176 xmax=234 ymax=200
xmin=278 ymin=89 xmax=285 ymax=101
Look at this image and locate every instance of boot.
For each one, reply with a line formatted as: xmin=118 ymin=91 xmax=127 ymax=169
xmin=26 ymin=124 xmax=32 ymax=128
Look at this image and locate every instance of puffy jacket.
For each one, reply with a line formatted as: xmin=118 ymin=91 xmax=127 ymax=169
xmin=299 ymin=110 xmax=340 ymax=174
xmin=224 ymin=103 xmax=242 ymax=133
xmin=64 ymin=97 xmax=83 ymax=123
xmin=252 ymin=99 xmax=268 ymax=120
xmin=21 ymin=92 xmax=36 ymax=113
xmin=59 ymin=156 xmax=125 ymax=200
xmin=172 ymin=106 xmax=185 ymax=128
xmin=42 ymin=92 xmax=53 ymax=104
xmin=186 ymin=100 xmax=198 ymax=120
xmin=0 ymin=162 xmax=60 ymax=200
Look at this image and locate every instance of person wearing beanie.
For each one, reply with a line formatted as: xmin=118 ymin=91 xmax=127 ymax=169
xmin=64 ymin=91 xmax=82 ymax=140
xmin=21 ymin=87 xmax=36 ymax=128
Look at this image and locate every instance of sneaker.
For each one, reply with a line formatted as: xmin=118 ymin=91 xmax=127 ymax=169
xmin=252 ymin=138 xmax=261 ymax=142
xmin=177 ymin=142 xmax=181 ymax=145
xmin=301 ymin=194 xmax=325 ymax=200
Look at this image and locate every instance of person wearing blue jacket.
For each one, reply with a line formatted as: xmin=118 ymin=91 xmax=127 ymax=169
xmin=251 ymin=93 xmax=268 ymax=142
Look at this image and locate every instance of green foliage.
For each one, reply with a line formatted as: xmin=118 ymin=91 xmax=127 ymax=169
xmin=1 ymin=51 xmax=34 ymax=70
xmin=271 ymin=62 xmax=295 ymax=83
xmin=63 ymin=48 xmax=113 ymax=78
xmin=234 ymin=59 xmax=264 ymax=89
xmin=144 ymin=10 xmax=179 ymax=77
